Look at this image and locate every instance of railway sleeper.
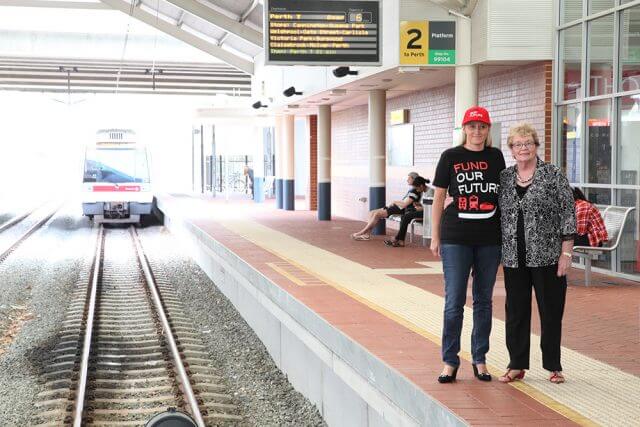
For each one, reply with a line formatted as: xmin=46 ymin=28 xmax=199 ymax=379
xmin=95 ymin=339 xmax=160 ymax=347
xmin=88 ymin=395 xmax=179 ymax=408
xmin=92 ymin=367 xmax=170 ymax=378
xmin=95 ymin=326 xmax=156 ymax=334
xmin=90 ymin=385 xmax=173 ymax=396
xmin=96 ymin=345 xmax=163 ymax=354
xmin=95 ymin=351 xmax=164 ymax=361
xmin=88 ymin=405 xmax=183 ymax=419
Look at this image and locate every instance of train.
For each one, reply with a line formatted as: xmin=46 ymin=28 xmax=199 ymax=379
xmin=81 ymin=129 xmax=152 ymax=223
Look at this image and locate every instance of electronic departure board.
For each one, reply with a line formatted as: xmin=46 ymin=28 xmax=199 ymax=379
xmin=265 ymin=0 xmax=381 ymax=65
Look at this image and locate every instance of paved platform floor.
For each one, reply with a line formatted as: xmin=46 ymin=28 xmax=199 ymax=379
xmin=159 ymin=194 xmax=639 ymax=426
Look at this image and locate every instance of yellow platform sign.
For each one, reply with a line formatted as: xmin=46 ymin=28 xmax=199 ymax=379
xmin=400 ymin=21 xmax=428 ymax=65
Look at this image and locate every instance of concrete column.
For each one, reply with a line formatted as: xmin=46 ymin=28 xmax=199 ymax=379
xmin=274 ymin=115 xmax=283 ymax=209
xmin=453 ymin=15 xmax=478 ymax=145
xmin=282 ymin=114 xmax=295 ymax=210
xmin=307 ymin=115 xmax=318 ymax=211
xmin=253 ymin=126 xmax=265 ymax=202
xmin=317 ymin=105 xmax=332 ymax=220
xmin=368 ymin=90 xmax=386 ymax=235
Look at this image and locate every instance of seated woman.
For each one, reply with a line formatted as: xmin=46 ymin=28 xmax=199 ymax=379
xmin=384 ymin=177 xmax=430 ymax=247
xmin=573 ymin=187 xmax=608 ymax=247
xmin=351 ymin=175 xmax=424 ymax=241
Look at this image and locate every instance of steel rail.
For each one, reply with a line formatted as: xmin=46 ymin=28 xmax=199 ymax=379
xmin=130 ymin=226 xmax=205 ymax=427
xmin=72 ymin=224 xmax=104 ymax=427
xmin=0 ymin=205 xmax=59 ymax=262
xmin=0 ymin=210 xmax=31 ymax=233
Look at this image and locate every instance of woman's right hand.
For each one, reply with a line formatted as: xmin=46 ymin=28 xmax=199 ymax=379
xmin=430 ymin=237 xmax=441 ymax=258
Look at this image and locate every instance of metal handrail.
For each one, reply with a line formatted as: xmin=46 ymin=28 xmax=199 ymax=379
xmin=130 ymin=226 xmax=205 ymax=427
xmin=72 ymin=224 xmax=104 ymax=427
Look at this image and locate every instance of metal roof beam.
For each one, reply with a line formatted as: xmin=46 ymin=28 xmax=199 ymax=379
xmin=0 ymin=0 xmax=108 ymax=8
xmin=220 ymin=0 xmax=258 ymax=48
xmin=162 ymin=0 xmax=263 ymax=48
xmin=99 ymin=0 xmax=254 ymax=74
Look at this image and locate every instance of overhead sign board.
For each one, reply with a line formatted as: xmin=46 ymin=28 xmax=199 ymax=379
xmin=400 ymin=21 xmax=456 ymax=66
xmin=265 ymin=0 xmax=381 ymax=65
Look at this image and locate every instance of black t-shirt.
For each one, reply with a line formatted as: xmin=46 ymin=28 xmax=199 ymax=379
xmin=433 ymin=145 xmax=506 ymax=245
xmin=403 ymin=188 xmax=422 ymax=212
xmin=516 ymin=184 xmax=529 ymax=263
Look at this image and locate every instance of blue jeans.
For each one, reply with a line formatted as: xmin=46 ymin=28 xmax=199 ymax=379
xmin=440 ymin=244 xmax=501 ymax=367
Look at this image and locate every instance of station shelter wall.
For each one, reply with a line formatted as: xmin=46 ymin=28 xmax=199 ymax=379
xmin=331 ymin=61 xmax=551 ymax=221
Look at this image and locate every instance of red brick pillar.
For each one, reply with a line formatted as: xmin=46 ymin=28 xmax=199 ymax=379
xmin=308 ymin=115 xmax=318 ymax=211
xmin=544 ymin=61 xmax=553 ymax=163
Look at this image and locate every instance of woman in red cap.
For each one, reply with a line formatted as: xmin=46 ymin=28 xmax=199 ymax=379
xmin=431 ymin=106 xmax=506 ymax=383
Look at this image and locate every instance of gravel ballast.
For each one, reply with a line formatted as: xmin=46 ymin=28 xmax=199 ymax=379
xmin=0 ymin=204 xmax=94 ymax=426
xmin=139 ymin=226 xmax=326 ymax=427
xmin=0 ymin=206 xmax=325 ymax=426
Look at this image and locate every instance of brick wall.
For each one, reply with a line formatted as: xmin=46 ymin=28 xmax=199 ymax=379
xmin=332 ymin=105 xmax=369 ymax=220
xmin=330 ymin=62 xmax=549 ymax=221
xmin=478 ymin=61 xmax=549 ymax=166
xmin=544 ymin=62 xmax=553 ymax=162
xmin=308 ymin=115 xmax=318 ymax=210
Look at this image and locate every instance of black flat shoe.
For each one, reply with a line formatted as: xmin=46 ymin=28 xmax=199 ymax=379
xmin=472 ymin=364 xmax=492 ymax=382
xmin=437 ymin=366 xmax=459 ymax=383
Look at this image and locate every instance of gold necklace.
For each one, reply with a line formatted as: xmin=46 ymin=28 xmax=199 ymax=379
xmin=515 ymin=165 xmax=535 ymax=184
xmin=516 ymin=173 xmax=534 ymax=183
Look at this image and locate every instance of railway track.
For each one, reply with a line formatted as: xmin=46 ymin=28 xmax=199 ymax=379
xmin=0 ymin=203 xmax=59 ymax=263
xmin=32 ymin=226 xmax=241 ymax=426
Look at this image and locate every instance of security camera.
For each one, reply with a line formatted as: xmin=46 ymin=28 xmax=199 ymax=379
xmin=252 ymin=101 xmax=268 ymax=109
xmin=283 ymin=86 xmax=302 ymax=97
xmin=332 ymin=66 xmax=358 ymax=78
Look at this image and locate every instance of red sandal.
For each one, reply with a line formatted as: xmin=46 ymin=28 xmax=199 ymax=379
xmin=498 ymin=369 xmax=525 ymax=383
xmin=549 ymin=371 xmax=565 ymax=384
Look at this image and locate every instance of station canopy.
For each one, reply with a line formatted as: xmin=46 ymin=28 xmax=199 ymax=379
xmin=0 ymin=0 xmax=264 ymax=96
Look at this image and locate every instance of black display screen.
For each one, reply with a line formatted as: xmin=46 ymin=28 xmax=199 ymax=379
xmin=265 ymin=0 xmax=381 ymax=65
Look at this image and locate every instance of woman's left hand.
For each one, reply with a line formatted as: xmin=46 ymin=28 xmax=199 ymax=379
xmin=557 ymin=254 xmax=571 ymax=277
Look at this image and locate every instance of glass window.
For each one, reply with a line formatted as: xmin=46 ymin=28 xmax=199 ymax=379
xmin=559 ymin=103 xmax=583 ymax=182
xmin=620 ymin=5 xmax=640 ymax=92
xmin=588 ymin=14 xmax=615 ymax=96
xmin=618 ymin=95 xmax=640 ymax=269
xmin=560 ymin=25 xmax=583 ymax=100
xmin=582 ymin=187 xmax=612 ymax=270
xmin=614 ymin=189 xmax=639 ymax=276
xmin=618 ymin=95 xmax=640 ymax=186
xmin=84 ymin=147 xmax=150 ymax=183
xmin=561 ymin=0 xmax=583 ymax=24
xmin=586 ymin=99 xmax=612 ymax=184
xmin=589 ymin=0 xmax=614 ymax=15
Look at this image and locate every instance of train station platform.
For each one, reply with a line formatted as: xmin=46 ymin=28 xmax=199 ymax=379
xmin=155 ymin=193 xmax=639 ymax=427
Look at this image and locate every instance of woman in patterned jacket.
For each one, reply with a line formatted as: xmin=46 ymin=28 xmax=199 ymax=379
xmin=498 ymin=123 xmax=576 ymax=385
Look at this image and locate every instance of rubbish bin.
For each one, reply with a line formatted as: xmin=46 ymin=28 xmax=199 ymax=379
xmin=422 ymin=196 xmax=434 ymax=245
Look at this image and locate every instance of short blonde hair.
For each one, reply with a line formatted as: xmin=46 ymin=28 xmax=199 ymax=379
xmin=507 ymin=123 xmax=540 ymax=148
xmin=459 ymin=127 xmax=493 ymax=147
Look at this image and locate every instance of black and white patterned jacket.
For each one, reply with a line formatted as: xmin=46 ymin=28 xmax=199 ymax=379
xmin=499 ymin=158 xmax=576 ymax=268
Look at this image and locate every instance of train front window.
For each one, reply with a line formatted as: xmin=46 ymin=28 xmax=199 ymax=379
xmin=83 ymin=147 xmax=150 ymax=183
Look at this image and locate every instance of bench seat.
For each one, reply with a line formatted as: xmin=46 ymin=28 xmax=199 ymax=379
xmin=572 ymin=205 xmax=635 ymax=286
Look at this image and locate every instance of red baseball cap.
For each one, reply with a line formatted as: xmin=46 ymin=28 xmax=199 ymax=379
xmin=462 ymin=106 xmax=491 ymax=126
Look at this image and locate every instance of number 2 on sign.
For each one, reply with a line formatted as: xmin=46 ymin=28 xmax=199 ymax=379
xmin=407 ymin=29 xmax=422 ymax=49
xmin=400 ymin=21 xmax=428 ymax=65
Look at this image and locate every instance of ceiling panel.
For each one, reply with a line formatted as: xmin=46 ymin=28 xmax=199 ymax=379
xmin=0 ymin=56 xmax=251 ymax=96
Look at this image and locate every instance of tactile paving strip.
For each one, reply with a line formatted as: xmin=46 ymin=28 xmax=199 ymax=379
xmin=219 ymin=219 xmax=640 ymax=427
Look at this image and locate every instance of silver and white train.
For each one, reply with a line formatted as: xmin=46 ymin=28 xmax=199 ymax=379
xmin=81 ymin=129 xmax=152 ymax=223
